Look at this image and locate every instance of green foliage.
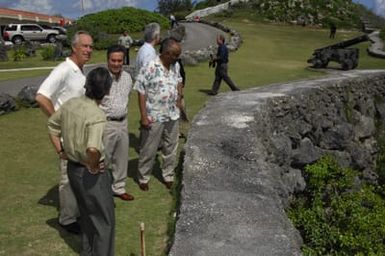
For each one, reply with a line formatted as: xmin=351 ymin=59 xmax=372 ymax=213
xmin=76 ymin=7 xmax=168 ymax=34
xmin=40 ymin=45 xmax=55 ymax=60
xmin=211 ymin=0 xmax=384 ymax=29
xmin=288 ymin=155 xmax=385 ymax=255
xmin=157 ymin=0 xmax=193 ymax=15
xmin=67 ymin=7 xmax=168 ymax=50
xmin=12 ymin=46 xmax=26 ymax=61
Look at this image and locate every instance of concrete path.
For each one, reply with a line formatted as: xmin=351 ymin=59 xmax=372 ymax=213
xmin=0 ymin=23 xmax=223 ymax=97
xmin=368 ymin=30 xmax=385 ymax=58
xmin=181 ymin=22 xmax=224 ymax=51
xmin=0 ymin=64 xmax=101 ymax=97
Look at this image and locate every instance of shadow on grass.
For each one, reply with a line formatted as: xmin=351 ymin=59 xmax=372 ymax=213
xmin=46 ymin=218 xmax=81 ymax=254
xmin=129 ymin=132 xmax=140 ymax=154
xmin=198 ymin=89 xmax=212 ymax=95
xmin=38 ymin=185 xmax=59 ymax=210
xmin=128 ymin=131 xmax=171 ymax=187
xmin=164 ymin=149 xmax=185 ymax=254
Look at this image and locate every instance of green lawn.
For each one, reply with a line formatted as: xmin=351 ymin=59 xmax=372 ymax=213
xmin=0 ymin=18 xmax=384 ymax=256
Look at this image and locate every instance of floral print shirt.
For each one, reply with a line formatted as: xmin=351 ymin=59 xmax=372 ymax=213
xmin=134 ymin=56 xmax=182 ymax=123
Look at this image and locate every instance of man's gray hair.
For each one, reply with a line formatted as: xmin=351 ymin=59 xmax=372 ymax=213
xmin=143 ymin=23 xmax=160 ymax=43
xmin=71 ymin=30 xmax=91 ymax=48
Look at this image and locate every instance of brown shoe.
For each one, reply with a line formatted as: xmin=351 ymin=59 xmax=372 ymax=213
xmin=164 ymin=181 xmax=174 ymax=189
xmin=114 ymin=193 xmax=134 ymax=201
xmin=139 ymin=183 xmax=149 ymax=191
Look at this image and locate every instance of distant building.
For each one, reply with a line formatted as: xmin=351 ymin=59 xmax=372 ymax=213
xmin=0 ymin=8 xmax=72 ymax=35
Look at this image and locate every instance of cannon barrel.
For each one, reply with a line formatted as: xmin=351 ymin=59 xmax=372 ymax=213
xmin=316 ymin=34 xmax=369 ymax=51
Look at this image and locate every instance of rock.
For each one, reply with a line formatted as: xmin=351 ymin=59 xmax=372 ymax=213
xmin=17 ymin=85 xmax=39 ymax=108
xmin=291 ymin=137 xmax=321 ymax=168
xmin=0 ymin=93 xmax=17 ymax=115
xmin=180 ymin=53 xmax=198 ymax=66
xmin=169 ymin=25 xmax=186 ymax=42
xmin=319 ymin=123 xmax=353 ymax=150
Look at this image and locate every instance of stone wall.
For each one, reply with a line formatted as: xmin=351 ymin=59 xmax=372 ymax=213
xmin=169 ymin=70 xmax=385 ymax=255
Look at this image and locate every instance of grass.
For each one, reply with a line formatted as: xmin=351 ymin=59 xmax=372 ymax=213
xmin=1 ymin=16 xmax=385 ymax=255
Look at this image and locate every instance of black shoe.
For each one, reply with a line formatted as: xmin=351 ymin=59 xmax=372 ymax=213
xmin=208 ymin=91 xmax=217 ymax=96
xmin=164 ymin=181 xmax=174 ymax=190
xmin=60 ymin=222 xmax=81 ymax=234
xmin=139 ymin=182 xmax=149 ymax=191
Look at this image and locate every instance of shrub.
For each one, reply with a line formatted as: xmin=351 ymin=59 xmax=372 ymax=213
xmin=12 ymin=46 xmax=26 ymax=61
xmin=66 ymin=7 xmax=169 ymax=50
xmin=40 ymin=45 xmax=56 ymax=60
xmin=288 ymin=155 xmax=385 ymax=255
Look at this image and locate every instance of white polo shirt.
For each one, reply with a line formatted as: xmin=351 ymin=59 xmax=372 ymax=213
xmin=37 ymin=57 xmax=85 ymax=111
xmin=135 ymin=42 xmax=157 ymax=77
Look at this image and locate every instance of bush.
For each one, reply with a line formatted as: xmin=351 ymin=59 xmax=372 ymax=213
xmin=76 ymin=7 xmax=168 ymax=34
xmin=12 ymin=46 xmax=26 ymax=61
xmin=288 ymin=155 xmax=385 ymax=255
xmin=66 ymin=7 xmax=169 ymax=50
xmin=40 ymin=45 xmax=56 ymax=60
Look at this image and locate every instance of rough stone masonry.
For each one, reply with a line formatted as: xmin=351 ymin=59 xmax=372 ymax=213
xmin=169 ymin=70 xmax=385 ymax=256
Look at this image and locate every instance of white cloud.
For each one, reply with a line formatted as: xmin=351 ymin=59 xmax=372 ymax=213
xmin=374 ymin=0 xmax=385 ymax=16
xmin=12 ymin=0 xmax=54 ymax=14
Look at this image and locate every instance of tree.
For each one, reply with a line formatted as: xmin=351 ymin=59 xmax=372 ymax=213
xmin=157 ymin=0 xmax=194 ymax=15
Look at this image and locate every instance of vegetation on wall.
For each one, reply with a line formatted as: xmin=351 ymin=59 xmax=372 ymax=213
xmin=288 ymin=154 xmax=385 ymax=255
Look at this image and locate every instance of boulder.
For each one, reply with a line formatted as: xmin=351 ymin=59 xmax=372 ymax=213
xmin=17 ymin=85 xmax=39 ymax=108
xmin=0 ymin=93 xmax=17 ymax=115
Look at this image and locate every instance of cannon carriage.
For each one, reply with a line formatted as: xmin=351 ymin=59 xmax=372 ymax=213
xmin=307 ymin=34 xmax=369 ymax=70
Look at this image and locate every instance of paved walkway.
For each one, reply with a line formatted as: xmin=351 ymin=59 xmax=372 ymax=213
xmin=368 ymin=30 xmax=385 ymax=58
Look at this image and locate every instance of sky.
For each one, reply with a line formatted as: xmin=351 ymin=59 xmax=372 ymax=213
xmin=0 ymin=0 xmax=384 ymax=19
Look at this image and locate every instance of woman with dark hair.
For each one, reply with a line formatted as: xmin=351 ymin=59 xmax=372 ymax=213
xmin=47 ymin=67 xmax=115 ymax=256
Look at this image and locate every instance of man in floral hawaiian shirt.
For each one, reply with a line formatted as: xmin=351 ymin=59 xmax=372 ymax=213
xmin=134 ymin=37 xmax=183 ymax=191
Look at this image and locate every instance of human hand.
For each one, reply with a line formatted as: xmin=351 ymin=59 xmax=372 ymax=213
xmin=58 ymin=151 xmax=68 ymax=160
xmin=141 ymin=117 xmax=152 ymax=129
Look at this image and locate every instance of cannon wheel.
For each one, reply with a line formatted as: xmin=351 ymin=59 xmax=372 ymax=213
xmin=313 ymin=59 xmax=328 ymax=68
xmin=342 ymin=60 xmax=353 ymax=70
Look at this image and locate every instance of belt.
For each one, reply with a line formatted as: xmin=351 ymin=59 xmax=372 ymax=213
xmin=107 ymin=115 xmax=126 ymax=122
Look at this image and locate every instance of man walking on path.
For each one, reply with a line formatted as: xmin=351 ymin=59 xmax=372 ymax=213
xmin=134 ymin=38 xmax=183 ymax=191
xmin=209 ymin=34 xmax=240 ymax=95
xmin=35 ymin=31 xmax=93 ymax=234
xmin=100 ymin=45 xmax=134 ymax=201
xmin=47 ymin=67 xmax=115 ymax=256
xmin=118 ymin=30 xmax=133 ymax=65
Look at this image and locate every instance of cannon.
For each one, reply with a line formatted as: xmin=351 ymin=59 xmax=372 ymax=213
xmin=307 ymin=34 xmax=369 ymax=70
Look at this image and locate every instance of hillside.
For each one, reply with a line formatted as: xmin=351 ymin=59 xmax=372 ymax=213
xmin=208 ymin=0 xmax=385 ymax=29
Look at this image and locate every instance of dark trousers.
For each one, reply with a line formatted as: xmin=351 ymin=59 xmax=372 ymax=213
xmin=211 ymin=63 xmax=239 ymax=93
xmin=125 ymin=48 xmax=130 ymax=65
xmin=67 ymin=161 xmax=115 ymax=256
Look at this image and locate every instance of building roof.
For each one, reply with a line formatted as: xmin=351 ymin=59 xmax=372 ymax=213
xmin=0 ymin=7 xmax=72 ymax=25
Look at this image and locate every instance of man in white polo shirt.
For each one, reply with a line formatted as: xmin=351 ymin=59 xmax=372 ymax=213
xmin=135 ymin=22 xmax=161 ymax=77
xmin=35 ymin=31 xmax=93 ymax=234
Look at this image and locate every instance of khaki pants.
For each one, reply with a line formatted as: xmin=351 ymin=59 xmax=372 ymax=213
xmin=103 ymin=119 xmax=129 ymax=195
xmin=59 ymin=159 xmax=80 ymax=225
xmin=137 ymin=120 xmax=179 ymax=184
